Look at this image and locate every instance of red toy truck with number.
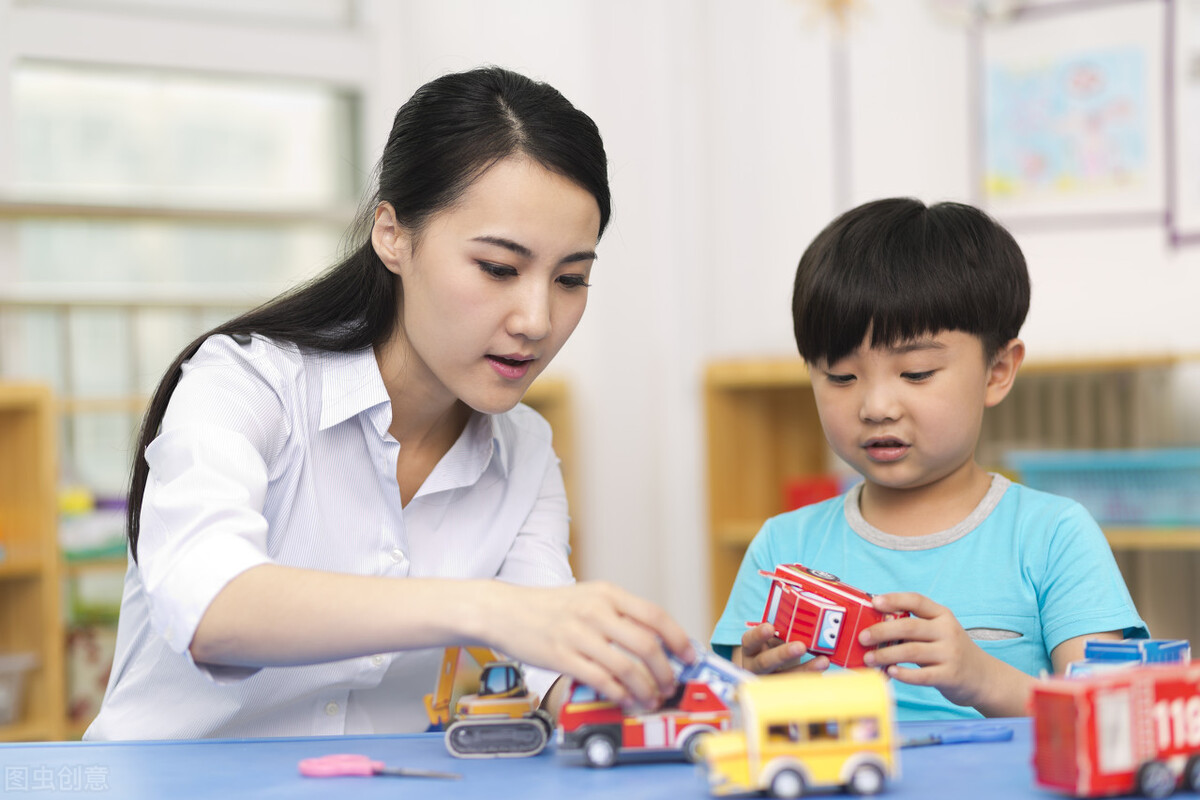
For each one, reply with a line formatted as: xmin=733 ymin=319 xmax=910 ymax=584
xmin=556 ymin=648 xmax=751 ymax=768
xmin=758 ymin=563 xmax=908 ymax=669
xmin=1032 ymin=662 xmax=1200 ymax=798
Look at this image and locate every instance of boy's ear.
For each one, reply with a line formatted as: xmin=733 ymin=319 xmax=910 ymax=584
xmin=371 ymin=201 xmax=412 ymax=277
xmin=984 ymin=338 xmax=1025 ymax=408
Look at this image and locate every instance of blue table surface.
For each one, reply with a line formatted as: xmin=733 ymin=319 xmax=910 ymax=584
xmin=0 ymin=718 xmax=1052 ymax=799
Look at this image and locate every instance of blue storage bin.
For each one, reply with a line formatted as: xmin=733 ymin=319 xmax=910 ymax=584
xmin=1005 ymin=448 xmax=1200 ymax=526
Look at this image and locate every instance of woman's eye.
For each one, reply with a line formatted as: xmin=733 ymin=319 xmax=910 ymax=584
xmin=478 ymin=261 xmax=517 ymax=279
xmin=557 ymin=274 xmax=591 ymax=289
xmin=902 ymin=370 xmax=935 ymax=382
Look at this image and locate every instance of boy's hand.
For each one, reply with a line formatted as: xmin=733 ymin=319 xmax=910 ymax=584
xmin=736 ymin=623 xmax=830 ymax=675
xmin=859 ymin=592 xmax=1032 ymax=717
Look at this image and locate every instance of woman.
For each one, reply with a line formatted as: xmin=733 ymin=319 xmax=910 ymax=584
xmin=87 ymin=66 xmax=692 ymax=740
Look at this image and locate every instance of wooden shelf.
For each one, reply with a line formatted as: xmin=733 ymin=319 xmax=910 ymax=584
xmin=521 ymin=376 xmax=582 ymax=578
xmin=1104 ymin=528 xmax=1200 ymax=550
xmin=0 ymin=383 xmax=65 ymax=742
xmin=0 ymin=719 xmax=57 ymax=743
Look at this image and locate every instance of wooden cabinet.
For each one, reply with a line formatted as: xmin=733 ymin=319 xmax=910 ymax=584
xmin=0 ymin=384 xmax=64 ymax=741
xmin=705 ymin=356 xmax=1200 ymax=640
xmin=522 ymin=377 xmax=583 ymax=578
xmin=705 ymin=360 xmax=824 ymax=625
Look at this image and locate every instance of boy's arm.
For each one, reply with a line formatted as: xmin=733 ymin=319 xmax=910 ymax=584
xmin=861 ymin=592 xmax=1034 ymax=718
xmin=1050 ymin=630 xmax=1124 ymax=674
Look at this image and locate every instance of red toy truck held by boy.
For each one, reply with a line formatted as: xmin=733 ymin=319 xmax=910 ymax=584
xmin=757 ymin=563 xmax=907 ymax=669
xmin=1033 ymin=662 xmax=1200 ymax=798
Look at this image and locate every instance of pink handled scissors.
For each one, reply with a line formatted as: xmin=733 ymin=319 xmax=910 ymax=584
xmin=299 ymin=754 xmax=461 ymax=779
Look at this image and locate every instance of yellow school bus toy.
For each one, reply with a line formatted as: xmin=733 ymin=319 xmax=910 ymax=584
xmin=700 ymin=669 xmax=898 ymax=798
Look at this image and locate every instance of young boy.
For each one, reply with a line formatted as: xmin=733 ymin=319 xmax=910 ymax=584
xmin=710 ymin=198 xmax=1147 ymax=720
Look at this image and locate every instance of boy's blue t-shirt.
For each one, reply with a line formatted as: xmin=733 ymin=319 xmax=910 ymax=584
xmin=710 ymin=475 xmax=1148 ymax=721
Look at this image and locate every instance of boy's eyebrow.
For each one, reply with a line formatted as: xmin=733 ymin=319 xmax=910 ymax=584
xmin=471 ymin=235 xmax=597 ymax=264
xmin=887 ymin=339 xmax=947 ymax=354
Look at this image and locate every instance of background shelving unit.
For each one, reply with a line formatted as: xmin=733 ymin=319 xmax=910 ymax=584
xmin=705 ymin=355 xmax=1200 ymax=641
xmin=0 ymin=383 xmax=64 ymax=742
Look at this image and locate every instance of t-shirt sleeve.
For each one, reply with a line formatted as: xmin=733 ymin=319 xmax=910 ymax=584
xmin=1037 ymin=501 xmax=1149 ymax=651
xmin=710 ymin=519 xmax=779 ymax=659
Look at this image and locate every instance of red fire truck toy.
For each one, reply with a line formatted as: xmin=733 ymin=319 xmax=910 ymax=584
xmin=556 ymin=647 xmax=751 ymax=768
xmin=757 ymin=563 xmax=908 ymax=669
xmin=1032 ymin=662 xmax=1200 ymax=798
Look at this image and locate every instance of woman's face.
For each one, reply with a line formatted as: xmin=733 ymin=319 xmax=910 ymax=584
xmin=374 ymin=156 xmax=601 ymax=414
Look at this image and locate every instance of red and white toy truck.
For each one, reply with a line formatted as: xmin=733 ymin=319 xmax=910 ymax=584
xmin=1033 ymin=662 xmax=1200 ymax=798
xmin=757 ymin=563 xmax=908 ymax=669
xmin=556 ymin=648 xmax=751 ymax=768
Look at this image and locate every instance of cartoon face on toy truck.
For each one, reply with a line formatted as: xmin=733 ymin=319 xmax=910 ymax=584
xmin=1033 ymin=662 xmax=1200 ymax=799
xmin=700 ymin=669 xmax=898 ymax=798
xmin=758 ymin=564 xmax=909 ymax=669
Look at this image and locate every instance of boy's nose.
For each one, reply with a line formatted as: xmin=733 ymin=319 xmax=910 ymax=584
xmin=859 ymin=385 xmax=901 ymax=423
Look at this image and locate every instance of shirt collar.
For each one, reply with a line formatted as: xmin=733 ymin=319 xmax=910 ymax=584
xmin=416 ymin=411 xmax=508 ymax=498
xmin=317 ymin=346 xmax=509 ymax=481
xmin=318 ymin=347 xmax=391 ymax=431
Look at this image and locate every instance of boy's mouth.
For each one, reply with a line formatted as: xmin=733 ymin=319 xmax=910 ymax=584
xmin=863 ymin=437 xmax=910 ymax=463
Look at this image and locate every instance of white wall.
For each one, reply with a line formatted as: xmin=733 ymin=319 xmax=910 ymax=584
xmin=359 ymin=0 xmax=1200 ymax=642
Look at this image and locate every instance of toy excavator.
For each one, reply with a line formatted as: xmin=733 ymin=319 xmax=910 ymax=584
xmin=424 ymin=645 xmax=553 ymax=758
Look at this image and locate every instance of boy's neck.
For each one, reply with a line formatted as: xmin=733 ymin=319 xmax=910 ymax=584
xmin=857 ymin=461 xmax=994 ymax=537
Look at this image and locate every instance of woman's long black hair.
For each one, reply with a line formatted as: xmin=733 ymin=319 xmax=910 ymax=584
xmin=126 ymin=66 xmax=611 ymax=560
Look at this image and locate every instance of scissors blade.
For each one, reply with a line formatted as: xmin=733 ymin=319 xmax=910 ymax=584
xmin=377 ymin=767 xmax=462 ymax=779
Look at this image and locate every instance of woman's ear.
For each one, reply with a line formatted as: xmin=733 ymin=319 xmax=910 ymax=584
xmin=984 ymin=338 xmax=1026 ymax=408
xmin=371 ymin=202 xmax=411 ymax=276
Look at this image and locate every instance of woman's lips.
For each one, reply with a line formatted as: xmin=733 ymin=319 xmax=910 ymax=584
xmin=486 ymin=354 xmax=533 ymax=380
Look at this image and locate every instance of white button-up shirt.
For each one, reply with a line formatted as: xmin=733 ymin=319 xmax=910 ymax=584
xmin=86 ymin=333 xmax=573 ymax=740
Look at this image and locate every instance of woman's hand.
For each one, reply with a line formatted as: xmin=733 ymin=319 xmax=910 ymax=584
xmin=860 ymin=592 xmax=1033 ymax=717
xmin=734 ymin=623 xmax=830 ymax=675
xmin=483 ymin=580 xmax=695 ymax=711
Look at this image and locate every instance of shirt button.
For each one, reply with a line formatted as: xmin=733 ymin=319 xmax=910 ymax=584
xmin=390 ymin=549 xmax=404 ymax=563
xmin=372 ymin=655 xmax=385 ymax=667
xmin=324 ymin=702 xmax=340 ymax=717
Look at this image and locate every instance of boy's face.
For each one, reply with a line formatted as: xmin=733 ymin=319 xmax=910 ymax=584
xmin=810 ymin=330 xmax=1020 ymax=495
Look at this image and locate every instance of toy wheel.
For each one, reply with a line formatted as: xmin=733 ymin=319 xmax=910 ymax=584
xmin=770 ymin=768 xmax=806 ymax=799
xmin=1185 ymin=756 xmax=1200 ymax=791
xmin=1136 ymin=760 xmax=1175 ymax=799
xmin=847 ymin=764 xmax=885 ymax=796
xmin=531 ymin=708 xmax=554 ymax=736
xmin=804 ymin=567 xmax=839 ymax=583
xmin=681 ymin=730 xmax=712 ymax=763
xmin=583 ymin=733 xmax=618 ymax=768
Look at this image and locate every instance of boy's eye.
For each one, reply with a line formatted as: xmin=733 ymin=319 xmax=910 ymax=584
xmin=557 ymin=274 xmax=591 ymax=289
xmin=825 ymin=373 xmax=855 ymax=385
xmin=902 ymin=370 xmax=935 ymax=382
xmin=478 ymin=261 xmax=517 ymax=279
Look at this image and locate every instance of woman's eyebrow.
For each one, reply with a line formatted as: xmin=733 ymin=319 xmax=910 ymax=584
xmin=471 ymin=235 xmax=597 ymax=264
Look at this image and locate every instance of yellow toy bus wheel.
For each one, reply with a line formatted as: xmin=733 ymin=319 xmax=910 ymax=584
xmin=769 ymin=768 xmax=805 ymax=799
xmin=847 ymin=763 xmax=885 ymax=795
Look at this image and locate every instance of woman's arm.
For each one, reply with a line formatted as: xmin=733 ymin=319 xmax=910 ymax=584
xmin=190 ymin=565 xmax=693 ymax=710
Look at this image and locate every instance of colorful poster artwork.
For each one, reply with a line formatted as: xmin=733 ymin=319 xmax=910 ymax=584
xmin=985 ymin=49 xmax=1149 ymax=202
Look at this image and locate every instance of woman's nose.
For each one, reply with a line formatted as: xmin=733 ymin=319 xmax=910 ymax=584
xmin=507 ymin=284 xmax=551 ymax=341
